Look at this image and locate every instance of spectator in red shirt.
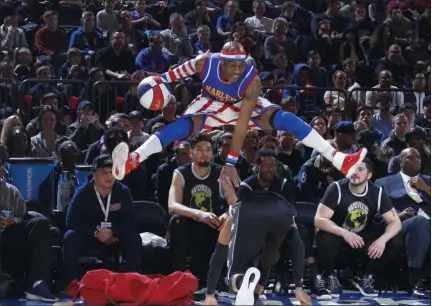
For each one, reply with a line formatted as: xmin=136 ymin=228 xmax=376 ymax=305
xmin=34 ymin=10 xmax=68 ymax=56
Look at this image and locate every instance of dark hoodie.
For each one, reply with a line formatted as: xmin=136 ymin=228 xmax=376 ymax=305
xmin=69 ymin=27 xmax=105 ymax=55
xmin=283 ymin=63 xmax=323 ymax=116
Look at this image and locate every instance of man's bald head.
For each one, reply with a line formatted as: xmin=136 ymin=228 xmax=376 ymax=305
xmin=221 ymin=41 xmax=245 ymax=54
xmin=399 ymin=147 xmax=421 ymax=176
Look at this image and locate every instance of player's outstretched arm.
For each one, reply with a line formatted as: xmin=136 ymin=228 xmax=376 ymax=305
xmin=161 ymin=53 xmax=208 ymax=83
xmin=230 ymin=76 xmax=260 ymax=157
xmin=220 ymin=76 xmax=260 ymax=187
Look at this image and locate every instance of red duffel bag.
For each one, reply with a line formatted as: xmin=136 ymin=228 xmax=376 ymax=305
xmin=78 ymin=269 xmax=198 ymax=305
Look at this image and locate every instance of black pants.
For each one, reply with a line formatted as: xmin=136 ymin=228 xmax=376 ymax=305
xmin=168 ymin=215 xmax=218 ymax=279
xmin=0 ymin=214 xmax=52 ymax=282
xmin=227 ymin=198 xmax=294 ymax=286
xmin=62 ymin=229 xmax=142 ymax=281
xmin=316 ymin=224 xmax=403 ymax=275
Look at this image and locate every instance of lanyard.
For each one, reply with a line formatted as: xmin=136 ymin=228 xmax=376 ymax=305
xmin=94 ymin=186 xmax=111 ymax=222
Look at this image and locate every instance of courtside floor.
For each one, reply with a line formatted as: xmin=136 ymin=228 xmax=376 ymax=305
xmin=0 ymin=292 xmax=430 ymax=305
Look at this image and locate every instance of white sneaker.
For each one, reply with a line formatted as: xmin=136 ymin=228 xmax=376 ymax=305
xmin=235 ymin=267 xmax=261 ymax=306
xmin=112 ymin=142 xmax=129 ymax=180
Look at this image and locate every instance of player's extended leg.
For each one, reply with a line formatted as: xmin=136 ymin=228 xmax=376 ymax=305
xmin=256 ymin=108 xmax=367 ymax=177
xmin=112 ymin=115 xmax=203 ymax=180
xmin=204 ymin=217 xmax=232 ymax=305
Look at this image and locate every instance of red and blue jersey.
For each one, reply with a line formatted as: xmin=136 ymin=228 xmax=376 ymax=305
xmin=200 ymin=53 xmax=258 ymax=103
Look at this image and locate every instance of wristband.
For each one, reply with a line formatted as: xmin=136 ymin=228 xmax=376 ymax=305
xmin=226 ymin=152 xmax=239 ymax=165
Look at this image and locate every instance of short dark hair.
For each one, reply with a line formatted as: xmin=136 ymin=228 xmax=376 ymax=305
xmin=257 ymin=135 xmax=277 ymax=150
xmin=307 ymin=50 xmax=320 ymax=59
xmin=190 ymin=133 xmax=212 ymax=148
xmin=325 ymin=106 xmax=342 ymax=117
xmin=356 ymin=105 xmax=373 ymax=117
xmin=362 ymin=157 xmax=373 ymax=173
xmin=104 ymin=127 xmax=128 ymax=143
xmin=256 ymin=149 xmax=277 ymax=165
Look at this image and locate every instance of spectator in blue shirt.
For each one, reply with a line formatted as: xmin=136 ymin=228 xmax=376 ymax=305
xmin=357 ymin=105 xmax=386 ymax=145
xmin=194 ymin=25 xmax=218 ymax=54
xmin=216 ymin=0 xmax=241 ymax=38
xmin=310 ymin=0 xmax=349 ymax=35
xmin=136 ymin=33 xmax=169 ymax=74
xmin=372 ymin=92 xmax=394 ymax=138
xmin=69 ymin=11 xmax=105 ymax=56
xmin=130 ymin=0 xmax=161 ymax=30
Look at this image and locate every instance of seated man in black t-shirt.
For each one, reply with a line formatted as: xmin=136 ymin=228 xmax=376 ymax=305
xmin=167 ymin=134 xmax=227 ymax=285
xmin=314 ymin=158 xmax=403 ymax=299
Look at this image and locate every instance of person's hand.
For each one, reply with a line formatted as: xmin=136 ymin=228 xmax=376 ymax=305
xmin=218 ymin=213 xmax=228 ymax=231
xmin=70 ymin=65 xmax=80 ymax=75
xmin=355 ymin=15 xmax=364 ymax=23
xmin=97 ymin=228 xmax=114 ymax=243
xmin=0 ymin=216 xmax=15 ymax=229
xmin=399 ymin=207 xmax=416 ymax=221
xmin=80 ymin=115 xmax=89 ymax=129
xmin=341 ymin=230 xmax=364 ymax=249
xmin=180 ymin=25 xmax=188 ymax=38
xmin=221 ymin=163 xmax=241 ymax=187
xmin=233 ymin=32 xmax=240 ymax=42
xmin=118 ymin=73 xmax=131 ymax=80
xmin=7 ymin=25 xmax=17 ymax=32
xmin=198 ymin=211 xmax=220 ymax=229
xmin=142 ymin=15 xmax=151 ymax=23
xmin=105 ymin=236 xmax=119 ymax=245
xmin=409 ymin=176 xmax=429 ymax=193
xmin=368 ymin=237 xmax=386 ymax=259
xmin=93 ymin=116 xmax=102 ymax=130
xmin=203 ymin=294 xmax=218 ymax=305
xmin=295 ymin=288 xmax=311 ymax=306
xmin=158 ymin=1 xmax=166 ymax=8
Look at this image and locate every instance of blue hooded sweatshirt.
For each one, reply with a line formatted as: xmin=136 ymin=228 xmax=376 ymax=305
xmin=283 ymin=63 xmax=323 ymax=116
xmin=69 ymin=27 xmax=105 ymax=55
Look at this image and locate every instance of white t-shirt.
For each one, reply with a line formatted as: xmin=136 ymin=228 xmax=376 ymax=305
xmin=128 ymin=131 xmax=150 ymax=147
xmin=244 ymin=16 xmax=274 ymax=33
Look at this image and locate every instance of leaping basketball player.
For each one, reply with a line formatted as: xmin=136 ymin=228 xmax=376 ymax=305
xmin=112 ymin=41 xmax=366 ymax=185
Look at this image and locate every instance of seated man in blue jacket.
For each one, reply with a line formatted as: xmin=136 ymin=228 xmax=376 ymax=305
xmin=376 ymin=147 xmax=431 ymax=298
xmin=69 ymin=11 xmax=105 ymax=55
xmin=63 ymin=154 xmax=142 ymax=292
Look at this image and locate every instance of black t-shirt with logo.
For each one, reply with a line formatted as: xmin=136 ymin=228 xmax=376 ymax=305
xmin=175 ymin=163 xmax=226 ymax=216
xmin=321 ymin=179 xmax=393 ymax=233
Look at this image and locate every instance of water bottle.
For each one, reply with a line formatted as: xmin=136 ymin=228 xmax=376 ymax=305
xmin=57 ymin=171 xmax=71 ymax=211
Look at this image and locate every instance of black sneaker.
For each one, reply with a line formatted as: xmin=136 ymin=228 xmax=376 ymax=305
xmin=25 ymin=281 xmax=58 ymax=302
xmin=327 ymin=274 xmax=341 ymax=298
xmin=311 ymin=274 xmax=332 ymax=301
xmin=352 ymin=275 xmax=378 ymax=297
xmin=411 ymin=282 xmax=428 ymax=299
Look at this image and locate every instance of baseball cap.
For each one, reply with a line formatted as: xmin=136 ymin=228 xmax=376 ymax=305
xmin=405 ymin=127 xmax=426 ymax=142
xmin=78 ymin=100 xmax=93 ymax=111
xmin=42 ymin=92 xmax=58 ymax=102
xmin=335 ymin=121 xmax=356 ymax=134
xmin=280 ymin=96 xmax=297 ymax=106
xmin=128 ymin=111 xmax=143 ymax=120
xmin=92 ymin=154 xmax=113 ymax=171
xmin=259 ymin=71 xmax=274 ymax=81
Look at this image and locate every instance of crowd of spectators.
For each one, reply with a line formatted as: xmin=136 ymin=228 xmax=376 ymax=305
xmin=0 ymin=0 xmax=430 ymax=303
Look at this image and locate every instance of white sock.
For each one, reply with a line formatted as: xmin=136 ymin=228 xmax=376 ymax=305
xmin=134 ymin=134 xmax=163 ymax=163
xmin=33 ymin=280 xmax=42 ymax=287
xmin=301 ymin=129 xmax=336 ymax=161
